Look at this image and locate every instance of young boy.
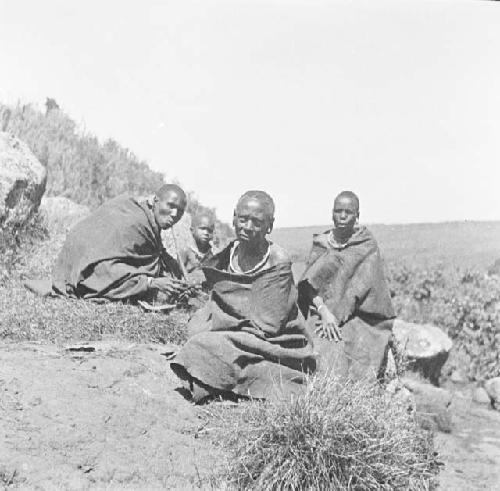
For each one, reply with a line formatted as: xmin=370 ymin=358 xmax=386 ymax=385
xmin=180 ymin=213 xmax=215 ymax=283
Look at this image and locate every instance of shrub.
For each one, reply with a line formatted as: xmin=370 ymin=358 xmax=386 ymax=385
xmin=211 ymin=374 xmax=438 ymax=490
xmin=388 ymin=262 xmax=500 ymax=382
xmin=0 ymin=102 xmax=232 ymax=246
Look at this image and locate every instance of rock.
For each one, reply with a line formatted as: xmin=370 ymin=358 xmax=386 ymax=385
xmin=393 ymin=319 xmax=452 ymax=385
xmin=39 ymin=196 xmax=89 ymax=233
xmin=485 ymin=377 xmax=500 ymax=410
xmin=450 ymin=369 xmax=466 ymax=384
xmin=472 ymin=387 xmax=491 ymax=405
xmin=0 ymin=132 xmax=46 ymax=229
xmin=402 ymin=376 xmax=453 ymax=432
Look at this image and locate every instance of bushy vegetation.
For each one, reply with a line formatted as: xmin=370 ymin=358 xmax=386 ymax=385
xmin=211 ymin=375 xmax=438 ymax=490
xmin=0 ymin=100 xmax=232 ymax=241
xmin=388 ymin=262 xmax=500 ymax=383
xmin=1 ymin=102 xmax=163 ymax=207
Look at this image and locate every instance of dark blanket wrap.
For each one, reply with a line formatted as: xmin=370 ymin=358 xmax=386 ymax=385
xmin=171 ymin=244 xmax=316 ymax=399
xmin=298 ymin=226 xmax=395 ymax=380
xmin=51 ymin=195 xmax=180 ymax=300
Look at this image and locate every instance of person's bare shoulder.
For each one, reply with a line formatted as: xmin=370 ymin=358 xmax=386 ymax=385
xmin=270 ymin=242 xmax=292 ymax=264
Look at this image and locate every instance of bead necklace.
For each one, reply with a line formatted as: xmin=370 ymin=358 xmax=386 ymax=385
xmin=229 ymin=240 xmax=271 ymax=274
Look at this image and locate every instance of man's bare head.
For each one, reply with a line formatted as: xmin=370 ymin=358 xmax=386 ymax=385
xmin=332 ymin=191 xmax=360 ymax=239
xmin=334 ymin=191 xmax=360 ymax=214
xmin=233 ymin=190 xmax=275 ymax=245
xmin=153 ymin=184 xmax=187 ymax=230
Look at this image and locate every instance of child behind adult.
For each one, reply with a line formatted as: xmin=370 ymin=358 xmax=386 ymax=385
xmin=179 ymin=213 xmax=215 ymax=285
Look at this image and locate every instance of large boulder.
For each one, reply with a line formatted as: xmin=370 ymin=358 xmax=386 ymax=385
xmin=0 ymin=132 xmax=47 ymax=230
xmin=393 ymin=319 xmax=452 ymax=385
xmin=39 ymin=196 xmax=89 ymax=234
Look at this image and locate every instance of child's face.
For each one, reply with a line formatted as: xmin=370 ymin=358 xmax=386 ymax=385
xmin=192 ymin=216 xmax=214 ymax=246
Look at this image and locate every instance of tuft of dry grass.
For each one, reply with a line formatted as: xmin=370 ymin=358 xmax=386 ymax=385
xmin=210 ymin=374 xmax=439 ymax=490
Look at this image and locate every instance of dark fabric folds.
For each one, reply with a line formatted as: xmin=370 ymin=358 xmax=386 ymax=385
xmin=298 ymin=226 xmax=395 ymax=380
xmin=51 ymin=195 xmax=180 ymax=300
xmin=171 ymin=243 xmax=316 ymax=399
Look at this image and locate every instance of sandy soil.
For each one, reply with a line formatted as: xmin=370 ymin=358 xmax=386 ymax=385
xmin=1 ymin=340 xmax=500 ymax=490
xmin=0 ymin=341 xmax=222 ymax=490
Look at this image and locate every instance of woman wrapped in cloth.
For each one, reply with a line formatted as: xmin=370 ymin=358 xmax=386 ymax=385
xmin=171 ymin=191 xmax=316 ymax=403
xmin=298 ymin=191 xmax=395 ymax=381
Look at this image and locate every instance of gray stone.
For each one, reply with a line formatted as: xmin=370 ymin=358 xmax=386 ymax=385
xmin=393 ymin=319 xmax=452 ymax=385
xmin=39 ymin=196 xmax=89 ymax=233
xmin=0 ymin=132 xmax=46 ymax=229
xmin=485 ymin=377 xmax=500 ymax=409
xmin=402 ymin=376 xmax=453 ymax=432
xmin=472 ymin=387 xmax=491 ymax=405
xmin=450 ymin=369 xmax=466 ymax=384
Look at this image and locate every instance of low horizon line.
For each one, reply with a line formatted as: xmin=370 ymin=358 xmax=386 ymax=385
xmin=273 ymin=218 xmax=500 ymax=231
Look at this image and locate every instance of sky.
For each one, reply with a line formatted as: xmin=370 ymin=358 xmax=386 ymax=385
xmin=1 ymin=0 xmax=499 ymax=227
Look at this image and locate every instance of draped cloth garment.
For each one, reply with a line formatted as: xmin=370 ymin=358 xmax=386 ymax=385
xmin=298 ymin=226 xmax=395 ymax=380
xmin=49 ymin=195 xmax=180 ymax=300
xmin=171 ymin=243 xmax=316 ymax=399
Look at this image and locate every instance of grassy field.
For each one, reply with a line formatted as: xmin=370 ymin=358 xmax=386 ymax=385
xmin=272 ymin=220 xmax=500 ymax=269
xmin=2 ymin=215 xmax=499 ymax=488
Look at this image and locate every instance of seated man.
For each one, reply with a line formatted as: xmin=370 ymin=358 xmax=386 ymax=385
xmin=179 ymin=212 xmax=215 ymax=285
xmin=50 ymin=184 xmax=189 ymax=301
xmin=298 ymin=191 xmax=395 ymax=381
xmin=171 ymin=190 xmax=316 ymax=403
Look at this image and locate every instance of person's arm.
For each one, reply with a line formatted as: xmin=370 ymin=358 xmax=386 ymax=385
xmin=312 ymin=295 xmax=342 ymax=342
xmin=301 ymin=280 xmax=342 ymax=342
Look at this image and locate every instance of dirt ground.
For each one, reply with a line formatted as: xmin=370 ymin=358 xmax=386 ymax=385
xmin=1 ymin=341 xmax=500 ymax=490
xmin=436 ymin=387 xmax=500 ymax=491
xmin=0 ymin=341 xmax=222 ymax=490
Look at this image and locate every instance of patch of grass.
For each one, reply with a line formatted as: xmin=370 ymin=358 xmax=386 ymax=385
xmin=0 ymin=280 xmax=189 ymax=344
xmin=211 ymin=374 xmax=439 ymax=490
xmin=0 ymin=219 xmax=189 ymax=345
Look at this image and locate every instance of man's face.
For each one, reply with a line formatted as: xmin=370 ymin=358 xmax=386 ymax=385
xmin=153 ymin=191 xmax=186 ymax=230
xmin=192 ymin=216 xmax=214 ymax=246
xmin=332 ymin=196 xmax=359 ymax=234
xmin=233 ymin=198 xmax=272 ymax=246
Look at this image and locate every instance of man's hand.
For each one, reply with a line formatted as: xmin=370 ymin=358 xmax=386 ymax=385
xmin=315 ymin=305 xmax=342 ymax=342
xmin=150 ymin=277 xmax=189 ymax=296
